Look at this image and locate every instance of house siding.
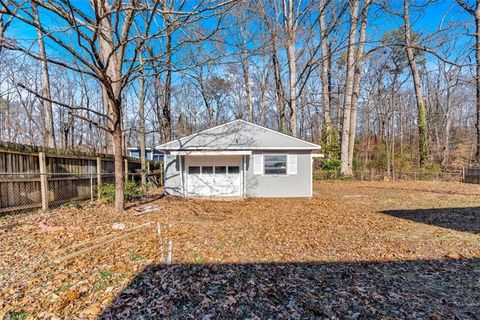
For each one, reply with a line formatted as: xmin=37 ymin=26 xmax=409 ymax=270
xmin=245 ymin=150 xmax=312 ymax=197
xmin=164 ymin=153 xmax=184 ymax=196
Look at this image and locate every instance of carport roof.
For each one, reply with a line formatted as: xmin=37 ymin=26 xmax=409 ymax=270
xmin=156 ymin=119 xmax=321 ymax=151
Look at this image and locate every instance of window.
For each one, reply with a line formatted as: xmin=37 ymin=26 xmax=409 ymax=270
xmin=202 ymin=166 xmax=213 ymax=174
xmin=264 ymin=155 xmax=287 ymax=175
xmin=215 ymin=166 xmax=227 ymax=174
xmin=188 ymin=166 xmax=200 ymax=174
xmin=129 ymin=150 xmax=140 ymax=158
xmin=228 ymin=166 xmax=240 ymax=174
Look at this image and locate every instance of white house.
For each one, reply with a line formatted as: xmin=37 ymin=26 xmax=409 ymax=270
xmin=156 ymin=119 xmax=321 ymax=198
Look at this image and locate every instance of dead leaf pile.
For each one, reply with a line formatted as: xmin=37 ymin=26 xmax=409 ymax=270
xmin=0 ymin=181 xmax=479 ymax=319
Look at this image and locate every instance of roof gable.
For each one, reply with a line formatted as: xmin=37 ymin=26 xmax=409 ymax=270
xmin=157 ymin=120 xmax=320 ymax=150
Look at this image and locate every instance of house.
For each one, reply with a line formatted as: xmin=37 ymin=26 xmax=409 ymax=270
xmin=156 ymin=119 xmax=321 ymax=198
xmin=128 ymin=147 xmax=164 ymax=162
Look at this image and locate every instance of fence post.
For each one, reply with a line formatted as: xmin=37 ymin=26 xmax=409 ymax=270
xmin=90 ymin=173 xmax=94 ymax=202
xmin=124 ymin=158 xmax=129 ymax=182
xmin=160 ymin=162 xmax=164 ymax=186
xmin=6 ymin=153 xmax=14 ymax=206
xmin=39 ymin=152 xmax=49 ymax=212
xmin=96 ymin=157 xmax=102 ymax=193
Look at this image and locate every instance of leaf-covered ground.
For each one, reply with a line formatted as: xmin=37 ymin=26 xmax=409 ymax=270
xmin=1 ymin=181 xmax=480 ymax=319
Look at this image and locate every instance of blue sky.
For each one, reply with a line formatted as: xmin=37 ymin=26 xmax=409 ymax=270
xmin=4 ymin=1 xmax=476 ymax=78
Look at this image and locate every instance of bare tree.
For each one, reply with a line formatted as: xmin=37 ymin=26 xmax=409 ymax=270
xmin=32 ymin=2 xmax=55 ymax=148
xmin=403 ymin=0 xmax=429 ymax=167
xmin=456 ymin=0 xmax=480 ymax=164
xmin=1 ymin=0 xmax=233 ymax=212
xmin=340 ymin=0 xmax=360 ymax=176
xmin=138 ymin=54 xmax=147 ymax=188
xmin=319 ymin=0 xmax=333 ymax=145
xmin=347 ymin=0 xmax=372 ymax=172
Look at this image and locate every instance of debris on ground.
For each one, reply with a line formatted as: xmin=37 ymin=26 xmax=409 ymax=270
xmin=0 ymin=181 xmax=479 ymax=318
xmin=132 ymin=204 xmax=162 ymax=216
xmin=38 ymin=220 xmax=79 ymax=233
xmin=112 ymin=223 xmax=126 ymax=230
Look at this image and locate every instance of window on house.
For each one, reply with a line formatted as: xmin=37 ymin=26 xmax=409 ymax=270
xmin=215 ymin=166 xmax=227 ymax=174
xmin=228 ymin=166 xmax=240 ymax=174
xmin=188 ymin=166 xmax=200 ymax=174
xmin=202 ymin=166 xmax=214 ymax=174
xmin=264 ymin=155 xmax=287 ymax=175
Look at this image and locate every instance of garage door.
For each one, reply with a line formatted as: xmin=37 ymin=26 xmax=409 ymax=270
xmin=186 ymin=156 xmax=242 ymax=197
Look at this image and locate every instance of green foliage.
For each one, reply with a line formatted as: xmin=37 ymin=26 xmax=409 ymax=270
xmin=98 ymin=184 xmax=116 ymax=202
xmin=98 ymin=182 xmax=144 ymax=203
xmin=352 ymin=153 xmax=363 ymax=172
xmin=422 ymin=163 xmax=441 ymax=173
xmin=322 ymin=158 xmax=341 ymax=171
xmin=130 ymin=252 xmax=143 ymax=261
xmin=99 ymin=270 xmax=111 ymax=281
xmin=380 ymin=28 xmax=425 ymax=73
xmin=6 ymin=311 xmax=28 ymax=320
xmin=321 ymin=129 xmax=340 ymax=160
xmin=123 ymin=181 xmax=144 ymax=200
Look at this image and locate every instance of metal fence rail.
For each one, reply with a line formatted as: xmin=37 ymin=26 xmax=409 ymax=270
xmin=314 ymin=170 xmax=464 ymax=182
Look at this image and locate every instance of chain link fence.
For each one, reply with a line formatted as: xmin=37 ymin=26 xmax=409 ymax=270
xmin=314 ymin=170 xmax=464 ymax=182
xmin=0 ymin=172 xmax=162 ymax=216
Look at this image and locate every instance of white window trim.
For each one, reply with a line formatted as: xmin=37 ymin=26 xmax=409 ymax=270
xmin=188 ymin=165 xmax=240 ymax=176
xmin=263 ymin=154 xmax=289 ymax=177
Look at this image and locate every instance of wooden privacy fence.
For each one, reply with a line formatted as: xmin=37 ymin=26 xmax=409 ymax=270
xmin=0 ymin=142 xmax=163 ymax=214
xmin=465 ymin=167 xmax=480 ymax=184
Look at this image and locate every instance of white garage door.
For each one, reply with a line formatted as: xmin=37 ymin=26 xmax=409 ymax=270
xmin=186 ymin=156 xmax=242 ymax=197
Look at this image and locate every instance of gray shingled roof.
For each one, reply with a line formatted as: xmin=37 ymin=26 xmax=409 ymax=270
xmin=156 ymin=120 xmax=320 ymax=150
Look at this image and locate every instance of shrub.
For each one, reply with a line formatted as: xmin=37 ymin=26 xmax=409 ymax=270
xmin=98 ymin=182 xmax=144 ymax=203
xmin=124 ymin=181 xmax=144 ymax=200
xmin=322 ymin=158 xmax=341 ymax=171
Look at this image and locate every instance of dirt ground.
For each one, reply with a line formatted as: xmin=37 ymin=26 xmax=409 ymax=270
xmin=1 ymin=181 xmax=480 ymax=319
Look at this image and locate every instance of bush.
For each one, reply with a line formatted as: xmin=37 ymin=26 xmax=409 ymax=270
xmin=98 ymin=184 xmax=115 ymax=202
xmin=322 ymin=158 xmax=341 ymax=171
xmin=98 ymin=182 xmax=144 ymax=203
xmin=124 ymin=181 xmax=144 ymax=200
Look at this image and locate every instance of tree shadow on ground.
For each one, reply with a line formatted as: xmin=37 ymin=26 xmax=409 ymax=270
xmin=381 ymin=207 xmax=480 ymax=234
xmin=100 ymin=259 xmax=480 ymax=319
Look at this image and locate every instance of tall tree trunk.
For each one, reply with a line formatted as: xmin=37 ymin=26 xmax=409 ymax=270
xmin=112 ymin=113 xmax=124 ymax=211
xmin=0 ymin=10 xmax=5 ymax=54
xmin=403 ymin=0 xmax=428 ymax=167
xmin=260 ymin=71 xmax=268 ymax=126
xmin=97 ymin=0 xmax=124 ymax=212
xmin=348 ymin=0 xmax=372 ymax=171
xmin=32 ymin=3 xmax=55 ymax=148
xmin=241 ymin=55 xmax=254 ymax=122
xmin=442 ymin=85 xmax=452 ymax=167
xmin=138 ymin=58 xmax=146 ymax=188
xmin=271 ymin=38 xmax=286 ymax=132
xmin=475 ymin=5 xmax=480 ymax=163
xmin=163 ymin=27 xmax=172 ymax=142
xmin=284 ymin=0 xmax=297 ymax=136
xmin=319 ymin=3 xmax=332 ymax=146
xmin=340 ymin=0 xmax=359 ymax=176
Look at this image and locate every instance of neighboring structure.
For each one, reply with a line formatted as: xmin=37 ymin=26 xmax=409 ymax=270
xmin=128 ymin=147 xmax=163 ymax=162
xmin=156 ymin=119 xmax=321 ymax=198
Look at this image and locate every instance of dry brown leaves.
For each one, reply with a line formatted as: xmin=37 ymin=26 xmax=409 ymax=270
xmin=1 ymin=181 xmax=480 ymax=319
